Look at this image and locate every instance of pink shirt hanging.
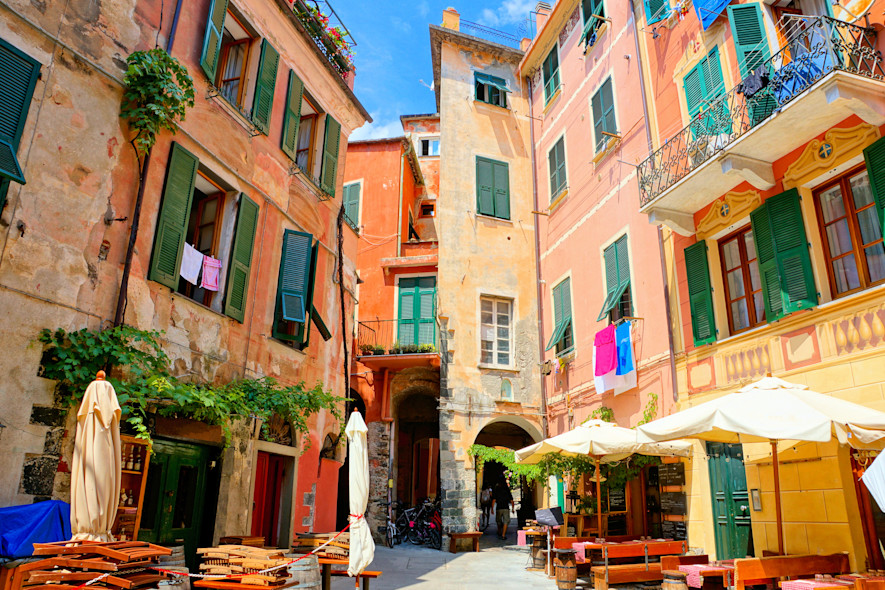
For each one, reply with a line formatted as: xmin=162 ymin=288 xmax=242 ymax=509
xmin=200 ymin=256 xmax=222 ymax=291
xmin=594 ymin=325 xmax=617 ymax=376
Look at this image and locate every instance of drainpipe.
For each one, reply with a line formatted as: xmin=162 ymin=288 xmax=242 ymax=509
xmin=396 ymin=140 xmax=406 ymax=257
xmin=166 ymin=0 xmax=184 ymax=52
xmin=629 ymin=0 xmax=678 ymax=405
xmin=527 ymin=76 xmax=548 ymax=438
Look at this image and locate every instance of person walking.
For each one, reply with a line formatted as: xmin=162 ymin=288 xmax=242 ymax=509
xmin=493 ymin=479 xmax=514 ymax=540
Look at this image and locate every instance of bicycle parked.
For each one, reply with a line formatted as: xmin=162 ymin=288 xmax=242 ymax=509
xmin=407 ymin=498 xmax=442 ymax=550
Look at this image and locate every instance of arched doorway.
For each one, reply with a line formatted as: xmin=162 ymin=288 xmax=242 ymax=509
xmin=335 ymin=391 xmax=366 ymax=530
xmin=394 ymin=391 xmax=440 ymax=506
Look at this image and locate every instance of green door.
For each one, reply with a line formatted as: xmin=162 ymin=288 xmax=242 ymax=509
xmin=707 ymin=442 xmax=753 ymax=559
xmin=139 ymin=440 xmax=211 ymax=569
xmin=397 ymin=277 xmax=436 ymax=347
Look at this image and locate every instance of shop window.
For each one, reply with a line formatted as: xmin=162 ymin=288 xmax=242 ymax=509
xmin=546 ymin=277 xmax=573 ymax=355
xmin=480 ymin=297 xmax=512 ymax=367
xmin=598 ymin=235 xmax=632 ymax=322
xmin=814 ymin=166 xmax=885 ymax=297
xmin=0 ymin=38 xmax=41 ymax=210
xmin=420 ymin=203 xmax=435 ymax=217
xmin=476 ymin=157 xmax=510 ymax=220
xmin=542 ymin=45 xmax=560 ymax=104
xmin=591 ymin=77 xmax=617 ymax=153
xmin=719 ymin=226 xmax=765 ymax=334
xmin=474 ymin=73 xmax=508 ymax=108
xmin=420 ymin=137 xmax=440 ymax=156
xmin=548 ymin=137 xmax=567 ymax=201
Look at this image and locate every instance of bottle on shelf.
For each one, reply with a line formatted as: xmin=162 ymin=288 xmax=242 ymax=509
xmin=126 ymin=448 xmax=134 ymax=471
xmin=134 ymin=452 xmax=142 ymax=472
xmin=120 ymin=489 xmax=128 ymax=506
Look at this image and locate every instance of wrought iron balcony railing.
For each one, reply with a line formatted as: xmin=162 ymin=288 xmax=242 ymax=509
xmin=291 ymin=0 xmax=356 ymax=78
xmin=460 ymin=20 xmax=522 ymax=49
xmin=356 ymin=319 xmax=439 ymax=356
xmin=638 ymin=16 xmax=884 ymax=208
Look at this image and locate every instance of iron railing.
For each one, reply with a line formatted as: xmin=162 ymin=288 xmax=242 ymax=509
xmin=291 ymin=0 xmax=356 ymax=78
xmin=356 ymin=319 xmax=438 ymax=356
xmin=638 ymin=16 xmax=884 ymax=207
xmin=461 ymin=20 xmax=522 ymax=49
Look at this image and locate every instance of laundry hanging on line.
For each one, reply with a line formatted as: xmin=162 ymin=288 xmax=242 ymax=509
xmin=180 ymin=243 xmax=203 ymax=285
xmin=201 ymin=256 xmax=222 ymax=291
xmin=593 ymin=321 xmax=637 ymax=395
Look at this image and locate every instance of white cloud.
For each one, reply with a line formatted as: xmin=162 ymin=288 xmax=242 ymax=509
xmin=349 ymin=115 xmax=404 ymax=141
xmin=478 ymin=0 xmax=535 ymax=26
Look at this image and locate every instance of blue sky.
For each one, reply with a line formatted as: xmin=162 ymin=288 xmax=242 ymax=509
xmin=331 ymin=0 xmax=536 ymax=140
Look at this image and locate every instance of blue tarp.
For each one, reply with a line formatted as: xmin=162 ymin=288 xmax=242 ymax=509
xmin=0 ymin=500 xmax=71 ymax=558
xmin=695 ymin=0 xmax=732 ymax=29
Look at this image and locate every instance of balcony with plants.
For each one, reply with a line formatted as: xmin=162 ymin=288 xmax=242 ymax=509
xmin=637 ymin=15 xmax=884 ymax=229
xmin=355 ymin=319 xmax=441 ymax=369
xmin=291 ymin=0 xmax=356 ymax=78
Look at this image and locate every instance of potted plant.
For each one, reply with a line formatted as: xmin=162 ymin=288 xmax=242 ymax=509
xmin=403 ymin=344 xmax=419 ymax=354
xmin=418 ymin=344 xmax=435 ymax=353
xmin=390 ymin=342 xmax=402 ymax=355
xmin=373 ymin=345 xmax=386 ymax=355
xmin=359 ymin=344 xmax=374 ymax=356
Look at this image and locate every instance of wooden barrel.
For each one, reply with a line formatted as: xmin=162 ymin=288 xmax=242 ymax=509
xmin=531 ymin=535 xmax=546 ymax=569
xmin=287 ymin=555 xmax=321 ymax=590
xmin=554 ymin=549 xmax=577 ymax=590
xmin=662 ymin=570 xmax=689 ymax=590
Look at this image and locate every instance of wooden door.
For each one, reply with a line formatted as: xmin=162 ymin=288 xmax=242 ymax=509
xmin=707 ymin=442 xmax=753 ymax=559
xmin=252 ymin=452 xmax=287 ymax=546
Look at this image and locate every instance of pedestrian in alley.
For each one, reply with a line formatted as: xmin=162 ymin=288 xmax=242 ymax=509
xmin=493 ymin=479 xmax=514 ymax=540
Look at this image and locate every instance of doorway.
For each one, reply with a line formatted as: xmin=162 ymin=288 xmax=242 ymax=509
xmin=852 ymin=451 xmax=885 ymax=570
xmin=251 ymin=452 xmax=290 ymax=547
xmin=707 ymin=442 xmax=754 ymax=559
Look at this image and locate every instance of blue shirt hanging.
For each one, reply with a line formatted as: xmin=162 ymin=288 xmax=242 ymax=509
xmin=615 ymin=321 xmax=634 ymax=376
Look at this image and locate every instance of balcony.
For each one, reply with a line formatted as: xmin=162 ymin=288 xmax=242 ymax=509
xmin=291 ymin=0 xmax=355 ymax=78
xmin=355 ymin=319 xmax=441 ymax=370
xmin=638 ymin=16 xmax=884 ymax=232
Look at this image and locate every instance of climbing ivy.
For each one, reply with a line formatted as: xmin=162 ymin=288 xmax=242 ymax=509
xmin=587 ymin=406 xmax=615 ymax=423
xmin=638 ymin=391 xmax=659 ymax=426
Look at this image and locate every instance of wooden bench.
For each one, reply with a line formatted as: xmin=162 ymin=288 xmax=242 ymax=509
xmin=733 ymin=553 xmax=850 ymax=590
xmin=330 ymin=569 xmax=382 ymax=590
xmin=591 ymin=541 xmax=687 ymax=590
xmin=448 ymin=532 xmax=482 ymax=553
xmin=661 ymin=555 xmax=710 ymax=571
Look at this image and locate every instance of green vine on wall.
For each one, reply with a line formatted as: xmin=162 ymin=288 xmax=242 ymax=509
xmin=638 ymin=392 xmax=659 ymax=426
xmin=587 ymin=406 xmax=615 ymax=423
xmin=37 ymin=326 xmax=343 ymax=448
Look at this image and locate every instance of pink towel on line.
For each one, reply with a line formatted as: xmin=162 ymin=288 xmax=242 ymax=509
xmin=517 ymin=530 xmax=527 ymax=546
xmin=200 ymin=256 xmax=222 ymax=291
xmin=594 ymin=325 xmax=617 ymax=376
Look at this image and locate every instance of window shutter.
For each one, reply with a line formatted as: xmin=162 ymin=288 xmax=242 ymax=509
xmin=545 ymin=279 xmax=569 ymax=351
xmin=560 ymin=277 xmax=572 ymax=324
xmin=493 ymin=160 xmax=510 ymax=220
xmin=646 ymin=0 xmax=668 ymax=24
xmin=601 ymin=78 xmax=616 ymax=135
xmin=750 ymin=199 xmax=783 ymax=320
xmin=597 ymin=243 xmax=619 ymax=321
xmin=320 ymin=116 xmax=341 ymax=196
xmin=281 ymin=70 xmax=304 ymax=161
xmin=556 ymin=139 xmax=566 ymax=192
xmin=476 ymin=158 xmax=495 ymax=215
xmin=417 ymin=277 xmax=437 ymax=345
xmin=863 ymin=135 xmax=885 ymax=239
xmin=224 ymin=194 xmax=259 ymax=322
xmin=149 ymin=142 xmax=198 ymax=289
xmin=684 ymin=241 xmax=717 ymax=346
xmin=592 ymin=90 xmax=604 ymax=150
xmin=0 ymin=39 xmax=41 ymax=207
xmin=398 ymin=278 xmax=417 ymax=346
xmin=702 ymin=47 xmax=725 ymax=97
xmin=277 ymin=230 xmax=314 ymax=326
xmin=728 ymin=4 xmax=769 ymax=77
xmin=344 ymin=183 xmax=360 ymax=226
xmin=616 ymin=235 xmax=630 ymax=287
xmin=199 ymin=0 xmax=229 ymax=81
xmin=768 ymin=188 xmax=817 ymax=314
xmin=683 ymin=66 xmax=704 ymax=119
xmin=548 ymin=146 xmax=558 ymax=197
xmin=251 ymin=39 xmax=279 ymax=135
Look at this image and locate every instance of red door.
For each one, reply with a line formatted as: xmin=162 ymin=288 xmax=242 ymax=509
xmin=252 ymin=452 xmax=287 ymax=546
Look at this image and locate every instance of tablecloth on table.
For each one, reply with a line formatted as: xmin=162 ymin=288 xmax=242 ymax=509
xmin=518 ymin=531 xmax=527 ymax=546
xmin=679 ymin=564 xmax=735 ymax=588
xmin=781 ymin=579 xmax=854 ymax=590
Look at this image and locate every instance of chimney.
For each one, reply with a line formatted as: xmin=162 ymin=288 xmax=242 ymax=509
xmin=442 ymin=7 xmax=460 ymax=31
xmin=535 ymin=2 xmax=552 ymax=37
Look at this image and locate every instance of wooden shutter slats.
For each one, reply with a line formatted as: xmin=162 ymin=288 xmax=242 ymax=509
xmin=321 ymin=116 xmax=341 ymax=196
xmin=224 ymin=194 xmax=259 ymax=322
xmin=863 ymin=136 xmax=885 ymax=239
xmin=149 ymin=143 xmax=198 ymax=290
xmin=200 ymin=0 xmax=229 ymax=81
xmin=281 ymin=70 xmax=304 ymax=160
xmin=684 ymin=241 xmax=717 ymax=346
xmin=728 ymin=4 xmax=769 ymax=77
xmin=251 ymin=40 xmax=279 ymax=135
xmin=493 ymin=160 xmax=510 ymax=220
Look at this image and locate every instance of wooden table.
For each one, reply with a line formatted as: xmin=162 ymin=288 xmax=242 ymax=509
xmin=573 ymin=539 xmax=680 ymax=563
xmin=318 ymin=558 xmax=349 ymax=590
xmin=194 ymin=580 xmax=299 ymax=590
xmin=678 ymin=564 xmax=735 ymax=590
xmin=778 ymin=579 xmax=854 ymax=590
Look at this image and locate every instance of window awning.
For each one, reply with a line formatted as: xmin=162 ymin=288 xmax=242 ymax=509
xmin=695 ymin=0 xmax=732 ymax=30
xmin=0 ymin=137 xmax=26 ymax=185
xmin=545 ymin=317 xmax=572 ymax=351
xmin=597 ymin=281 xmax=629 ymax=321
xmin=475 ymin=72 xmax=510 ymax=93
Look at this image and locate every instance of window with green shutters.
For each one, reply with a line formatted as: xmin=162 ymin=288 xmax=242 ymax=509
xmin=728 ymin=4 xmax=775 ymax=126
xmin=0 ymin=38 xmax=41 ymax=209
xmin=864 ymin=136 xmax=885 ymax=243
xmin=199 ymin=0 xmax=229 ymax=81
xmin=274 ymin=229 xmax=320 ymax=347
xmin=542 ymin=46 xmax=561 ymax=104
xmin=548 ymin=137 xmax=567 ymax=201
xmin=597 ymin=235 xmax=632 ymax=322
xmin=224 ymin=194 xmax=259 ymax=322
xmin=591 ymin=78 xmax=617 ymax=153
xmin=684 ymin=240 xmax=717 ymax=346
xmin=474 ymin=73 xmax=509 ymax=108
xmin=749 ymin=188 xmax=817 ymax=321
xmin=343 ymin=182 xmax=360 ymax=230
xmin=645 ymin=0 xmax=670 ymax=24
xmin=320 ymin=116 xmax=341 ymax=197
xmin=683 ymin=47 xmax=731 ymax=138
xmin=545 ymin=278 xmax=573 ymax=355
xmin=475 ymin=157 xmax=510 ymax=220
xmin=581 ymin=0 xmax=606 ymax=46
xmin=397 ymin=277 xmax=437 ymax=347
xmin=251 ymin=40 xmax=279 ymax=134
xmin=281 ymin=70 xmax=304 ymax=161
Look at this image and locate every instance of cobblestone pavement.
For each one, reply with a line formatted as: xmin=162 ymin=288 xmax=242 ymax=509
xmin=330 ymin=524 xmax=559 ymax=589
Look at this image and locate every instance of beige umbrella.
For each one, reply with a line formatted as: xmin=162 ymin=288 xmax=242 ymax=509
xmin=636 ymin=375 xmax=885 ymax=554
xmin=345 ymin=411 xmax=374 ymax=577
xmin=70 ymin=370 xmax=122 ymax=542
xmin=515 ymin=420 xmax=693 ymax=537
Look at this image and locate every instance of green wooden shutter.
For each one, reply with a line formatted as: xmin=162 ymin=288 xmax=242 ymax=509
xmin=592 ymin=78 xmax=616 ymax=151
xmin=199 ymin=0 xmax=229 ymax=81
xmin=320 ymin=116 xmax=341 ymax=196
xmin=616 ymin=235 xmax=630 ymax=287
xmin=728 ymin=4 xmax=769 ymax=77
xmin=684 ymin=241 xmax=717 ymax=346
xmin=493 ymin=160 xmax=510 ymax=220
xmin=149 ymin=143 xmax=198 ymax=289
xmin=476 ymin=158 xmax=495 ymax=216
xmin=559 ymin=276 xmax=572 ymax=328
xmin=543 ymin=48 xmax=559 ymax=102
xmin=251 ymin=39 xmax=279 ymax=135
xmin=224 ymin=194 xmax=259 ymax=322
xmin=684 ymin=66 xmax=705 ymax=119
xmin=863 ymin=135 xmax=885 ymax=238
xmin=750 ymin=199 xmax=783 ymax=320
xmin=646 ymin=0 xmax=668 ymax=24
xmin=546 ymin=279 xmax=571 ymax=351
xmin=548 ymin=145 xmax=558 ymax=198
xmin=281 ymin=70 xmax=304 ymax=160
xmin=417 ymin=277 xmax=437 ymax=346
xmin=768 ymin=189 xmax=816 ymax=314
xmin=398 ymin=278 xmax=417 ymax=346
xmin=277 ymin=230 xmax=314 ymax=325
xmin=597 ymin=236 xmax=631 ymax=321
xmin=343 ymin=183 xmax=360 ymax=227
xmin=0 ymin=39 xmax=41 ymax=206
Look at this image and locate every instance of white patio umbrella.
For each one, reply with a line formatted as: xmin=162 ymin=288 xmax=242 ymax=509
xmin=636 ymin=375 xmax=885 ymax=554
xmin=345 ymin=411 xmax=374 ymax=577
xmin=70 ymin=370 xmax=122 ymax=541
xmin=515 ymin=420 xmax=693 ymax=537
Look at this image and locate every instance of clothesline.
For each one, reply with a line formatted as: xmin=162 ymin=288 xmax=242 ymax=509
xmin=181 ymin=243 xmax=221 ymax=291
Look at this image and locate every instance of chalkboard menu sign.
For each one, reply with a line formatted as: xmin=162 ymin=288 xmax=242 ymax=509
xmin=661 ymin=492 xmax=687 ymax=515
xmin=662 ymin=520 xmax=687 ymax=540
xmin=608 ymin=487 xmax=627 ymax=512
xmin=658 ymin=463 xmax=685 ymax=486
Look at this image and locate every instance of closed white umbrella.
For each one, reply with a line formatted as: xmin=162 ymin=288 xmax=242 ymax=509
xmin=345 ymin=411 xmax=374 ymax=577
xmin=636 ymin=375 xmax=885 ymax=554
xmin=70 ymin=371 xmax=122 ymax=541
